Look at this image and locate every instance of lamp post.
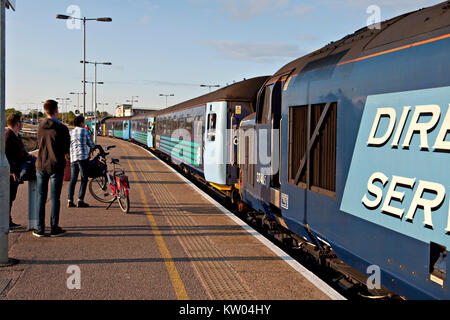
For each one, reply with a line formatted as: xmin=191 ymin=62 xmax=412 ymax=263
xmin=97 ymin=102 xmax=109 ymax=115
xmin=0 ymin=0 xmax=17 ymax=266
xmin=69 ymin=92 xmax=83 ymax=113
xmin=159 ymin=94 xmax=174 ymax=108
xmin=126 ymin=96 xmax=138 ymax=108
xmin=200 ymin=84 xmax=220 ymax=92
xmin=56 ymin=14 xmax=112 ymax=118
xmin=82 ymin=80 xmax=103 ymax=143
xmin=81 ymin=61 xmax=111 ymax=143
xmin=56 ymin=97 xmax=70 ymax=124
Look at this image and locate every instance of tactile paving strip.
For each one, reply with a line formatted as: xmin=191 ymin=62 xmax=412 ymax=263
xmin=122 ymin=145 xmax=255 ymax=300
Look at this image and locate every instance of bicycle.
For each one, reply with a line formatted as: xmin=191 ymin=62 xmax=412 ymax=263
xmin=88 ymin=145 xmax=131 ymax=214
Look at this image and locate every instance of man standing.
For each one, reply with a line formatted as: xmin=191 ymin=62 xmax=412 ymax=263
xmin=34 ymin=100 xmax=70 ymax=238
xmin=5 ymin=114 xmax=28 ymax=230
xmin=68 ymin=116 xmax=95 ymax=208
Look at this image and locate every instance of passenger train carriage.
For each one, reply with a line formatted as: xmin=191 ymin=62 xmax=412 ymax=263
xmin=239 ymin=2 xmax=450 ymax=299
xmin=153 ymin=77 xmax=268 ymax=196
xmin=105 ymin=116 xmax=132 ymax=140
xmin=130 ymin=113 xmax=156 ymax=148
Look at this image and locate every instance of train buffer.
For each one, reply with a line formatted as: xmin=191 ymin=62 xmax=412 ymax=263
xmin=1 ymin=137 xmax=344 ymax=300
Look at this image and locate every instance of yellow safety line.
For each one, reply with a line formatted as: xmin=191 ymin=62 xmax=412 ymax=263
xmin=125 ymin=157 xmax=189 ymax=300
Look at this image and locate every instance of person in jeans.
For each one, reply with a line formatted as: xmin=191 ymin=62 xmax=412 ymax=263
xmin=5 ymin=113 xmax=31 ymax=230
xmin=34 ymin=100 xmax=70 ymax=238
xmin=68 ymin=116 xmax=95 ymax=208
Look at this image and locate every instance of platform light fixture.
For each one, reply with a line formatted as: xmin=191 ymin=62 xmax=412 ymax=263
xmin=159 ymin=94 xmax=174 ymax=108
xmin=56 ymin=14 xmax=112 ymax=117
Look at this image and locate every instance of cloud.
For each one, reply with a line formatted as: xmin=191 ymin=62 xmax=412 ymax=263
xmin=284 ymin=5 xmax=315 ymax=17
xmin=321 ymin=0 xmax=442 ymax=12
xmin=217 ymin=0 xmax=289 ymax=20
xmin=205 ymin=40 xmax=303 ymax=63
xmin=297 ymin=33 xmax=318 ymax=42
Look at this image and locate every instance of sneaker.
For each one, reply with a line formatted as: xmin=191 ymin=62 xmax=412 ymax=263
xmin=68 ymin=201 xmax=76 ymax=208
xmin=50 ymin=228 xmax=66 ymax=237
xmin=9 ymin=222 xmax=21 ymax=230
xmin=32 ymin=230 xmax=45 ymax=238
xmin=77 ymin=201 xmax=90 ymax=208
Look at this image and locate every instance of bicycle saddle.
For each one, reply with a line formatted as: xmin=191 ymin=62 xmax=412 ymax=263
xmin=111 ymin=158 xmax=120 ymax=164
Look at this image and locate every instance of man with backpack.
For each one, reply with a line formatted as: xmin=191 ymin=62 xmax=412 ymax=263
xmin=34 ymin=100 xmax=70 ymax=238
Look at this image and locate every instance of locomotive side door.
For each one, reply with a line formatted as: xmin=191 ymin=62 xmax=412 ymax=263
xmin=204 ymin=101 xmax=228 ymax=185
xmin=255 ymin=79 xmax=283 ymax=215
xmin=147 ymin=117 xmax=154 ymax=148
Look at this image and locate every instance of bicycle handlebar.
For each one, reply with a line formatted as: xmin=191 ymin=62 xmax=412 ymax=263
xmin=93 ymin=145 xmax=115 ymax=158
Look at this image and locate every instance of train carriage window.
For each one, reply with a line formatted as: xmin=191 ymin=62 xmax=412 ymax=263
xmin=178 ymin=118 xmax=185 ymax=130
xmin=159 ymin=120 xmax=164 ymax=134
xmin=194 ymin=116 xmax=204 ymax=142
xmin=186 ymin=117 xmax=193 ymax=135
xmin=163 ymin=120 xmax=168 ymax=136
xmin=289 ymin=102 xmax=337 ymax=198
xmin=207 ymin=113 xmax=217 ymax=141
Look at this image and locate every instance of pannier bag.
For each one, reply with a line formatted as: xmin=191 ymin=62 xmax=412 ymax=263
xmin=88 ymin=156 xmax=107 ymax=178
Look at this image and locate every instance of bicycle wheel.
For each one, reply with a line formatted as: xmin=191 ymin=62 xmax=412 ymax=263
xmin=89 ymin=175 xmax=116 ymax=203
xmin=117 ymin=194 xmax=130 ymax=214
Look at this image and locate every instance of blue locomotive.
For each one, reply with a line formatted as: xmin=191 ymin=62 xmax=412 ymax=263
xmin=238 ymin=2 xmax=450 ymax=299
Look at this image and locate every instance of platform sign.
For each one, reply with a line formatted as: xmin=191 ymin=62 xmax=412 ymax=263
xmin=340 ymin=86 xmax=450 ymax=247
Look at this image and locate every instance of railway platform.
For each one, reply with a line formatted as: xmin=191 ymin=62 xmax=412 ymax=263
xmin=0 ymin=137 xmax=344 ymax=300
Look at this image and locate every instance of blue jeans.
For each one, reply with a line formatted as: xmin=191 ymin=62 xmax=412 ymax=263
xmin=36 ymin=170 xmax=64 ymax=233
xmin=68 ymin=159 xmax=89 ymax=202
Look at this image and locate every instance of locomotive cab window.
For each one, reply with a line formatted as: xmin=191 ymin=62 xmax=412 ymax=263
xmin=207 ymin=113 xmax=217 ymax=141
xmin=288 ymin=102 xmax=337 ymax=198
xmin=256 ymin=85 xmax=273 ymax=124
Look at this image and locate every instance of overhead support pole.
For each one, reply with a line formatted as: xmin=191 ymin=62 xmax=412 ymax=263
xmin=0 ymin=0 xmax=18 ymax=267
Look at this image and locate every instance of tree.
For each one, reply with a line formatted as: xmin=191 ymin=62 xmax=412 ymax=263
xmin=5 ymin=108 xmax=22 ymax=118
xmin=67 ymin=111 xmax=75 ymax=126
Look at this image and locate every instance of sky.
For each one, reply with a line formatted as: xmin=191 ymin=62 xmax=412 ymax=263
xmin=4 ymin=0 xmax=444 ymax=115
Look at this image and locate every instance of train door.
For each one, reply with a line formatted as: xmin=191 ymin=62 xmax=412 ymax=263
xmin=254 ymin=78 xmax=283 ymax=215
xmin=131 ymin=121 xmax=136 ymax=140
xmin=204 ymin=101 xmax=227 ymax=185
xmin=228 ymin=102 xmax=252 ymax=187
xmin=147 ymin=117 xmax=154 ymax=148
xmin=123 ymin=120 xmax=130 ymax=140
